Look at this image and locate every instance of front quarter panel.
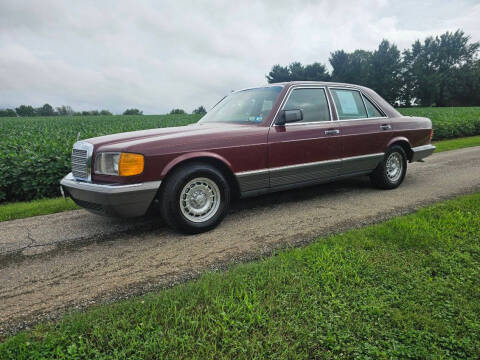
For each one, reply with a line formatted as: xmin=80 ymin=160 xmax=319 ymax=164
xmin=139 ymin=126 xmax=270 ymax=182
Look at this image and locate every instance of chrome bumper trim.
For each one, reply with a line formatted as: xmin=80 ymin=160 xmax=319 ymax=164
xmin=60 ymin=173 xmax=161 ymax=194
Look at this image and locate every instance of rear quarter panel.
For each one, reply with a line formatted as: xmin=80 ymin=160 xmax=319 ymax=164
xmin=388 ymin=116 xmax=432 ymax=149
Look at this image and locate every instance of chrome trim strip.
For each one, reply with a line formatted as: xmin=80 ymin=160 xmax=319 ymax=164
xmin=60 ymin=172 xmax=161 ymax=194
xmin=235 ymin=153 xmax=383 ymax=177
xmin=269 ymin=85 xmax=333 ymax=127
xmin=333 ymin=116 xmax=388 ymax=122
xmin=342 ymin=153 xmax=384 ymax=162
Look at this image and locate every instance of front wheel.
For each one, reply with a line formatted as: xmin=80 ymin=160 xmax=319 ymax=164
xmin=159 ymin=163 xmax=231 ymax=234
xmin=370 ymin=145 xmax=407 ymax=189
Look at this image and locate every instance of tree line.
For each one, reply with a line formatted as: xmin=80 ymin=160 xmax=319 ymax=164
xmin=0 ymin=104 xmax=114 ymax=117
xmin=266 ymin=30 xmax=480 ymax=107
xmin=0 ymin=105 xmax=207 ymax=117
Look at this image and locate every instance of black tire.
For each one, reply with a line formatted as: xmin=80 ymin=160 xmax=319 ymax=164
xmin=370 ymin=145 xmax=407 ymax=189
xmin=159 ymin=163 xmax=231 ymax=234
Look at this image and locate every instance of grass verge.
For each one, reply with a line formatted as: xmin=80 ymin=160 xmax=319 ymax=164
xmin=0 ymin=197 xmax=78 ymax=222
xmin=1 ymin=193 xmax=479 ymax=358
xmin=433 ymin=134 xmax=480 ymax=152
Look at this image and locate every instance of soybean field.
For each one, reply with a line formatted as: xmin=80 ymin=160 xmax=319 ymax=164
xmin=1 ymin=107 xmax=479 ymax=203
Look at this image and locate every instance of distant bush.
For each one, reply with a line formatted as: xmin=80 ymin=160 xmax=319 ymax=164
xmin=12 ymin=104 xmax=113 ymax=117
xmin=170 ymin=108 xmax=186 ymax=115
xmin=192 ymin=106 xmax=207 ymax=115
xmin=0 ymin=109 xmax=17 ymax=117
xmin=123 ymin=109 xmax=143 ymax=115
xmin=56 ymin=106 xmax=74 ymax=116
xmin=15 ymin=105 xmax=36 ymax=117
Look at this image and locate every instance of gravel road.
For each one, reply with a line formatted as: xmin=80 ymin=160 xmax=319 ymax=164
xmin=1 ymin=146 xmax=480 ymax=337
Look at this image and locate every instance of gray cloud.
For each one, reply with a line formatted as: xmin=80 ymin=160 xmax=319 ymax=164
xmin=1 ymin=0 xmax=479 ymax=114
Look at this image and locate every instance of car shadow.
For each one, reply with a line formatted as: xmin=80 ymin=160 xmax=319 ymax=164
xmin=104 ymin=175 xmax=375 ymax=234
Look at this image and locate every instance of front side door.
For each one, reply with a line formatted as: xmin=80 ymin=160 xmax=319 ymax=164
xmin=267 ymin=86 xmax=342 ymax=188
xmin=328 ymin=87 xmax=392 ymax=175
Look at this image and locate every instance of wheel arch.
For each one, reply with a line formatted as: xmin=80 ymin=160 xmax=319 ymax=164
xmin=159 ymin=152 xmax=241 ymax=199
xmin=387 ymin=137 xmax=413 ymax=162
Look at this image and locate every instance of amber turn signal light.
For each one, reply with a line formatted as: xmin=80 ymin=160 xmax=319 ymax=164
xmin=119 ymin=153 xmax=144 ymax=176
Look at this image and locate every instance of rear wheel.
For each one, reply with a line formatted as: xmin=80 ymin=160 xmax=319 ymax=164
xmin=159 ymin=163 xmax=231 ymax=234
xmin=370 ymin=145 xmax=407 ymax=189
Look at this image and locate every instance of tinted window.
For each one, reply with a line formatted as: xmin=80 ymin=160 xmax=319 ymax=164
xmin=330 ymin=89 xmax=367 ymax=120
xmin=363 ymin=96 xmax=384 ymax=118
xmin=283 ymin=88 xmax=330 ymax=122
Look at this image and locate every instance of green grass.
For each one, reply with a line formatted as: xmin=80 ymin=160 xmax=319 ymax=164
xmin=0 ymin=197 xmax=78 ymax=222
xmin=433 ymin=135 xmax=480 ymax=152
xmin=2 ymin=193 xmax=479 ymax=359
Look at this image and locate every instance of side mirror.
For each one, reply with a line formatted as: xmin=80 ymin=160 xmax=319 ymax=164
xmin=276 ymin=109 xmax=303 ymax=125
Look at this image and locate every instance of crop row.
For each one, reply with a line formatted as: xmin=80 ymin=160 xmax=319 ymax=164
xmin=1 ymin=107 xmax=479 ymax=203
xmin=0 ymin=115 xmax=200 ymax=203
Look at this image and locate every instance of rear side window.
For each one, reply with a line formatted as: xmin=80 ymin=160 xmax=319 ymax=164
xmin=283 ymin=88 xmax=330 ymax=123
xmin=330 ymin=89 xmax=367 ymax=120
xmin=363 ymin=96 xmax=384 ymax=118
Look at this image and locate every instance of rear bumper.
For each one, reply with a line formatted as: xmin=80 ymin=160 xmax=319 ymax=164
xmin=60 ymin=173 xmax=161 ymax=217
xmin=410 ymin=144 xmax=436 ymax=162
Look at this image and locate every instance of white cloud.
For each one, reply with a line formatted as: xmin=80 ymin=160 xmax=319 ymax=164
xmin=0 ymin=0 xmax=479 ymax=114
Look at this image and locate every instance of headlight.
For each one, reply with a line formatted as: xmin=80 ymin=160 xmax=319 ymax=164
xmin=94 ymin=152 xmax=144 ymax=176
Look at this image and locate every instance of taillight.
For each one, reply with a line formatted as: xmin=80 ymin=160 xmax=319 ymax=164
xmin=429 ymin=128 xmax=434 ymax=141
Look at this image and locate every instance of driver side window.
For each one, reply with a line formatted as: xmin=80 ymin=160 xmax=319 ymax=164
xmin=283 ymin=88 xmax=331 ymax=123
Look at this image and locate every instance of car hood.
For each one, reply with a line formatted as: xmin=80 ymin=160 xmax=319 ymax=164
xmin=85 ymin=122 xmax=263 ymax=153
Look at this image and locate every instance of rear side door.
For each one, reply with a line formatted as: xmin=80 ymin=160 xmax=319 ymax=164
xmin=267 ymin=86 xmax=342 ymax=188
xmin=328 ymin=87 xmax=392 ymax=175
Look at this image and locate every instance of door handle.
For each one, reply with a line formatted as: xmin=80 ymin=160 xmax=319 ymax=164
xmin=380 ymin=124 xmax=392 ymax=130
xmin=325 ymin=129 xmax=340 ymax=135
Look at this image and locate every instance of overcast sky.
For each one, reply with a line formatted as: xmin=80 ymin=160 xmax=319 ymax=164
xmin=1 ymin=0 xmax=479 ymax=114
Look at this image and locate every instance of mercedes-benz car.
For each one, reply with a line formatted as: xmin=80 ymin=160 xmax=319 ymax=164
xmin=60 ymin=82 xmax=435 ymax=233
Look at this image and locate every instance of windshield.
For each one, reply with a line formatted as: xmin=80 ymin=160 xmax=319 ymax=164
xmin=199 ymin=86 xmax=283 ymax=124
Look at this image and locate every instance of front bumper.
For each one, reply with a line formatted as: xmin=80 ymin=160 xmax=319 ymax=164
xmin=60 ymin=173 xmax=161 ymax=217
xmin=410 ymin=144 xmax=436 ymax=162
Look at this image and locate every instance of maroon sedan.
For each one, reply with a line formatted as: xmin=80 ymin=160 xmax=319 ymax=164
xmin=61 ymin=82 xmax=435 ymax=233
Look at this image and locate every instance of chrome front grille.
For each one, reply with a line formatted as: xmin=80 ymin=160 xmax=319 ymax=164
xmin=71 ymin=141 xmax=93 ymax=181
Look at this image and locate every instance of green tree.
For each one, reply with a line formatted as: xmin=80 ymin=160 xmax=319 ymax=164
xmin=192 ymin=106 xmax=207 ymax=115
xmin=100 ymin=110 xmax=112 ymax=115
xmin=0 ymin=108 xmax=17 ymax=117
xmin=36 ymin=104 xmax=56 ymax=116
xmin=123 ymin=108 xmax=143 ymax=115
xmin=266 ymin=64 xmax=291 ymax=83
xmin=56 ymin=105 xmax=74 ymax=116
xmin=266 ymin=62 xmax=330 ymax=83
xmin=15 ymin=105 xmax=36 ymax=117
xmin=403 ymin=30 xmax=479 ymax=106
xmin=303 ymin=63 xmax=330 ymax=81
xmin=369 ymin=40 xmax=402 ymax=104
xmin=329 ymin=49 xmax=372 ymax=86
xmin=169 ymin=108 xmax=186 ymax=115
